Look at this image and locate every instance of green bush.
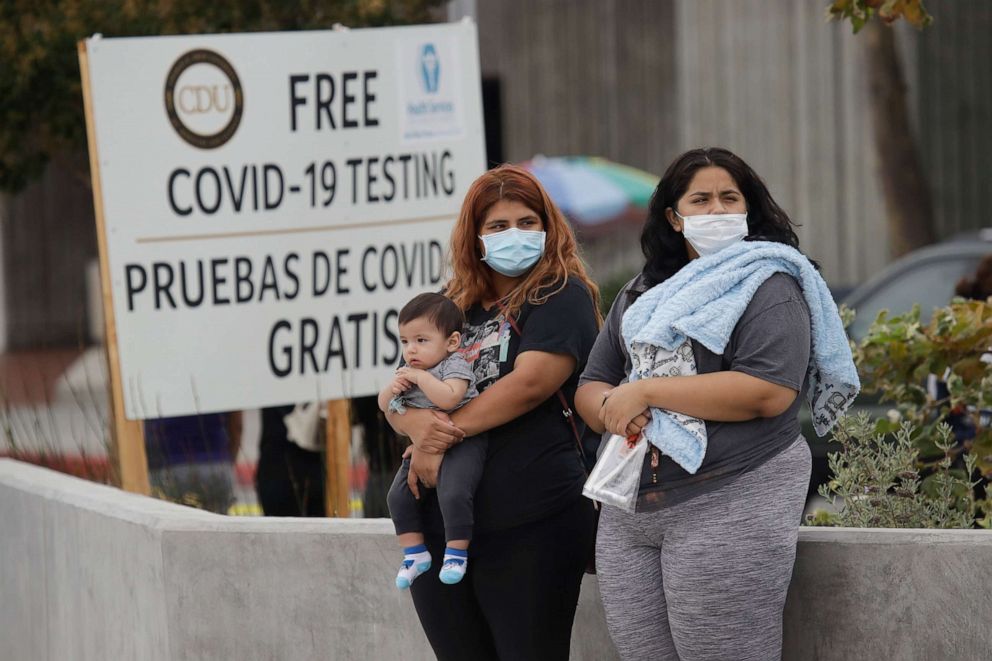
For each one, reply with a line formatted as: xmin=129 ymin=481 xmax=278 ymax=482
xmin=813 ymin=413 xmax=985 ymax=528
xmin=810 ymin=300 xmax=992 ymax=528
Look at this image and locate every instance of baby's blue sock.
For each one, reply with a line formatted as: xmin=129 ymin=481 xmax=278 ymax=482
xmin=396 ymin=544 xmax=431 ymax=590
xmin=438 ymin=547 xmax=469 ymax=585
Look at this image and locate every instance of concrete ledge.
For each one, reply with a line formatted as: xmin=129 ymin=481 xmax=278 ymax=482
xmin=0 ymin=460 xmax=613 ymax=661
xmin=784 ymin=525 xmax=992 ymax=660
xmin=3 ymin=459 xmax=991 ymax=660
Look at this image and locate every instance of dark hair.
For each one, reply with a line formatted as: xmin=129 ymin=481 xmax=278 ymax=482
xmin=955 ymin=254 xmax=992 ymax=301
xmin=640 ymin=147 xmax=806 ymax=287
xmin=398 ymin=293 xmax=464 ymax=336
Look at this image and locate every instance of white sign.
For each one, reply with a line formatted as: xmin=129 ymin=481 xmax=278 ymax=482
xmin=83 ymin=23 xmax=486 ymax=418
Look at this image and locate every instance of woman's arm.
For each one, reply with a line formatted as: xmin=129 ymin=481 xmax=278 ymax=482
xmin=393 ymin=350 xmax=577 ymax=487
xmin=376 ymin=382 xmax=395 ymax=414
xmin=397 ymin=351 xmax=579 ymax=484
xmin=384 ymin=408 xmax=464 ymax=454
xmin=448 ymin=350 xmax=576 ymax=437
xmin=599 ymin=371 xmax=798 ymax=436
xmin=599 ymin=276 xmax=811 ymax=436
xmin=576 ymin=381 xmax=613 ymax=434
xmin=578 ymin=380 xmax=652 ymax=437
xmin=384 ymin=409 xmax=461 ymax=490
xmin=575 ymin=277 xmax=635 ymax=436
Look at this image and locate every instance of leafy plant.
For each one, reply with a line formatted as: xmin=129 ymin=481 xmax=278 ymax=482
xmin=812 ymin=413 xmax=988 ymax=528
xmin=855 ymin=300 xmax=992 ymax=477
xmin=827 ymin=0 xmax=933 ymax=33
xmin=810 ymin=300 xmax=992 ymax=528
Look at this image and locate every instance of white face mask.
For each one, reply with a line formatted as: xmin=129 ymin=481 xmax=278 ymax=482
xmin=674 ymin=211 xmax=749 ymax=256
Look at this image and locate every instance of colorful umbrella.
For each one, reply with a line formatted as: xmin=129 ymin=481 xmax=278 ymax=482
xmin=521 ymin=156 xmax=659 ymax=234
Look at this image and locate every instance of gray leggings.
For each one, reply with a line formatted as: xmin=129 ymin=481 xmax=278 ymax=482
xmin=597 ymin=437 xmax=811 ymax=661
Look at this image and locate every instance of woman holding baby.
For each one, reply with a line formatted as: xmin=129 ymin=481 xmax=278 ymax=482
xmin=385 ymin=164 xmax=601 ymax=660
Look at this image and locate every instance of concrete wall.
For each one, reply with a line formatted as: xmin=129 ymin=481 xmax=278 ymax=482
xmin=477 ymin=0 xmax=679 ymax=176
xmin=0 ymin=460 xmax=614 ymax=661
xmin=674 ymin=0 xmax=890 ymax=287
xmin=3 ymin=459 xmax=992 ymax=660
xmin=784 ymin=527 xmax=992 ymax=660
xmin=918 ymin=0 xmax=992 ymax=239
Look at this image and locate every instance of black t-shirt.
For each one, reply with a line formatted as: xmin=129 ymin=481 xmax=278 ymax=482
xmin=455 ymin=279 xmax=599 ymax=532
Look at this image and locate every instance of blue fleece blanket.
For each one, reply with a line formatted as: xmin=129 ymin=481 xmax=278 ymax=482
xmin=620 ymin=240 xmax=860 ymax=473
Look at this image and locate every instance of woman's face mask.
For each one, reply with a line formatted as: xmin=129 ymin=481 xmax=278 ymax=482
xmin=674 ymin=211 xmax=749 ymax=256
xmin=670 ymin=166 xmax=749 ymax=257
xmin=479 ymin=227 xmax=547 ymax=277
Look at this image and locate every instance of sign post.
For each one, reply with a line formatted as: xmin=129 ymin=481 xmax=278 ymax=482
xmin=325 ymin=399 xmax=351 ymax=517
xmin=78 ymin=24 xmax=486 ymax=508
xmin=78 ymin=41 xmax=150 ymax=494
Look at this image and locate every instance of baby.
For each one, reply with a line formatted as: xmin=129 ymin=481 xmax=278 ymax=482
xmin=379 ymin=292 xmax=485 ymax=589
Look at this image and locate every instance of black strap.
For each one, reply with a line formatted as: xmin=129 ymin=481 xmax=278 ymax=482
xmin=495 ymin=300 xmax=589 ymax=468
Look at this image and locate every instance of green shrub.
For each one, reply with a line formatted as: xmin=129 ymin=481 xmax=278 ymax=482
xmin=810 ymin=300 xmax=992 ymax=528
xmin=813 ymin=413 xmax=985 ymax=528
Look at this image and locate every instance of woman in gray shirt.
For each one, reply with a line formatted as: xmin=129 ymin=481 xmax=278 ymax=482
xmin=576 ymin=148 xmax=819 ymax=660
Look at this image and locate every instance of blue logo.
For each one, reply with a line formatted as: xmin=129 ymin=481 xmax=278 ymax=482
xmin=419 ymin=43 xmax=440 ymax=94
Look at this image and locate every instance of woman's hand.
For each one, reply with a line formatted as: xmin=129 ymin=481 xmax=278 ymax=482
xmin=625 ymin=410 xmax=652 ymax=438
xmin=600 ymin=381 xmax=651 ymax=437
xmin=407 ymin=447 xmax=444 ymax=498
xmin=395 ymin=408 xmax=465 ymax=454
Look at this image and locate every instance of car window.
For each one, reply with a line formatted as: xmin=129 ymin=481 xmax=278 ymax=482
xmin=847 ymin=257 xmax=983 ymax=341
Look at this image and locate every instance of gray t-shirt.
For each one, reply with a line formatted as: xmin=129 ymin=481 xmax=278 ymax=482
xmin=579 ymin=271 xmax=811 ymax=511
xmin=392 ymin=352 xmax=478 ymax=412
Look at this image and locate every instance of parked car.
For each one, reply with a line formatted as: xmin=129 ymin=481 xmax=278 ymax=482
xmin=804 ymin=230 xmax=992 ymax=496
xmin=843 ymin=229 xmax=992 ymax=342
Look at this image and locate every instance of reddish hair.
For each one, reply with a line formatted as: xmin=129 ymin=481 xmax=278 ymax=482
xmin=444 ymin=164 xmax=601 ymax=325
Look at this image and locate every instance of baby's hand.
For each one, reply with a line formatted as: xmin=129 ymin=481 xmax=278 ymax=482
xmin=390 ymin=374 xmax=413 ymax=395
xmin=395 ymin=366 xmax=424 ymax=385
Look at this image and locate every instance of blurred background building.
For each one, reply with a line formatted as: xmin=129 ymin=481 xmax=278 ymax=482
xmin=475 ymin=0 xmax=991 ymax=288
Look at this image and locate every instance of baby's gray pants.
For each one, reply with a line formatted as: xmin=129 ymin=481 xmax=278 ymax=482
xmin=388 ymin=434 xmax=488 ymax=542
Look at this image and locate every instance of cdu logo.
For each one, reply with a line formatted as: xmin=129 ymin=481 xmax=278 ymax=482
xmin=419 ymin=43 xmax=440 ymax=94
xmin=164 ymin=49 xmax=243 ymax=149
